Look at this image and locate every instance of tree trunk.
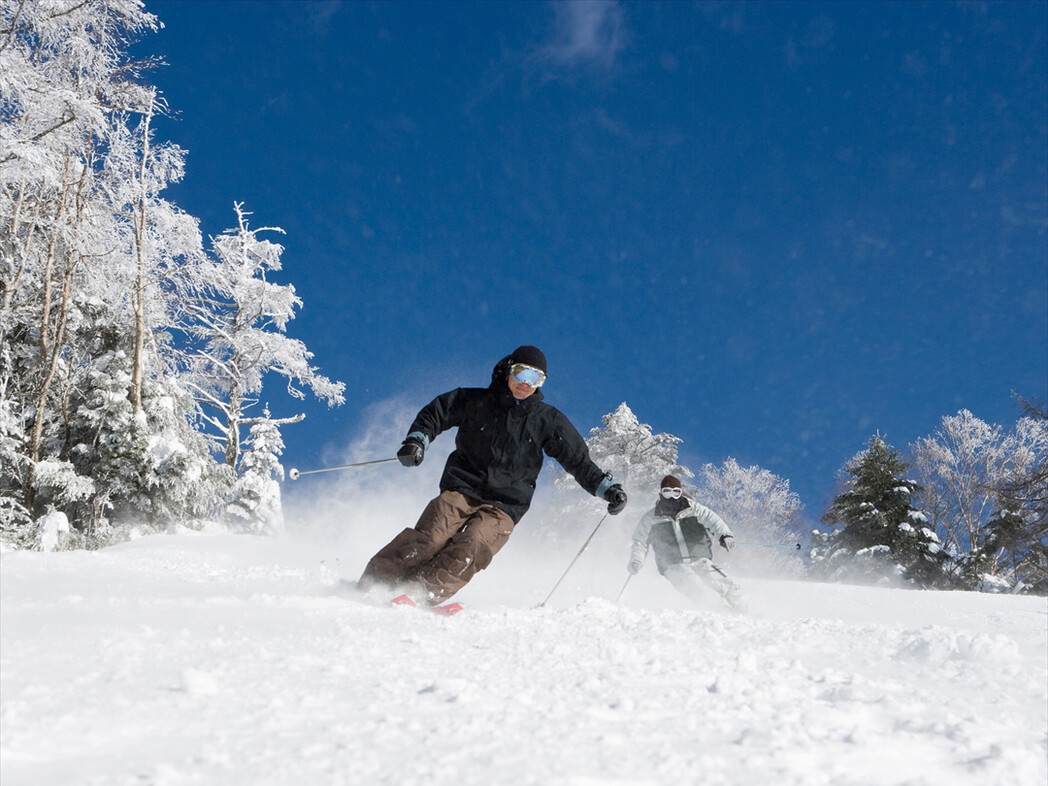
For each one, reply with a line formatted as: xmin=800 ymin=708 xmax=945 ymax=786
xmin=1 ymin=183 xmax=33 ymax=313
xmin=27 ymin=151 xmax=73 ymax=467
xmin=130 ymin=96 xmax=155 ymax=415
xmin=224 ymin=379 xmax=242 ymax=469
xmin=30 ymin=262 xmax=74 ymax=463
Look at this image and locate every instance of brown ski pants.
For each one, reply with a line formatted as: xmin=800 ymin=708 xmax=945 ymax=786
xmin=360 ymin=490 xmax=515 ymax=603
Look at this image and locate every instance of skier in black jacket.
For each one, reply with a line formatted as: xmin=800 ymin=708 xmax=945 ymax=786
xmin=359 ymin=345 xmax=627 ymax=605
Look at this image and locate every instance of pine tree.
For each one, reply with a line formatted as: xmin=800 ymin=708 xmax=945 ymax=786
xmin=813 ymin=435 xmax=948 ymax=587
xmin=988 ymin=399 xmax=1047 ymax=593
xmin=133 ymin=373 xmax=226 ymax=534
xmin=0 ymin=346 xmax=33 ymax=547
xmin=225 ymin=408 xmax=296 ymax=536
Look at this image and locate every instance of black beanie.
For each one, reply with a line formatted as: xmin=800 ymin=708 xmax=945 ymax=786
xmin=510 ymin=345 xmax=547 ymax=374
xmin=660 ymin=475 xmax=682 ymax=489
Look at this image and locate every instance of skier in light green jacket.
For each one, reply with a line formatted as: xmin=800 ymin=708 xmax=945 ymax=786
xmin=627 ymin=475 xmax=744 ymax=610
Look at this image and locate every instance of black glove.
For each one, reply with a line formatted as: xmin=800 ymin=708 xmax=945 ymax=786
xmin=397 ymin=437 xmax=425 ymax=467
xmin=720 ymin=535 xmax=735 ymax=552
xmin=604 ymin=484 xmax=627 ymax=515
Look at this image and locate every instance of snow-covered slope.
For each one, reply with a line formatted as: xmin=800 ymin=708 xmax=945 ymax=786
xmin=2 ymin=530 xmax=1045 ymax=786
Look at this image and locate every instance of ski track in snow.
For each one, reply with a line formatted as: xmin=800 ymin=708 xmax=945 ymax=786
xmin=1 ymin=532 xmax=1046 ymax=786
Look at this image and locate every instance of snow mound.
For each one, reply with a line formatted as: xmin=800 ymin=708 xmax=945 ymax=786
xmin=895 ymin=626 xmax=1022 ymax=667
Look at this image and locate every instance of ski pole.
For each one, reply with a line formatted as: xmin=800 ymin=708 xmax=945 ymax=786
xmin=614 ymin=573 xmax=632 ymax=603
xmin=287 ymin=457 xmax=398 ymax=480
xmin=736 ymin=541 xmax=802 ymax=550
xmin=536 ymin=514 xmax=608 ymax=608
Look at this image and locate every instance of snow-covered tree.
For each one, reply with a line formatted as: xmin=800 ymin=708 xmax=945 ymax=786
xmin=1 ymin=3 xmax=341 ymax=548
xmin=991 ymin=399 xmax=1048 ymax=594
xmin=50 ymin=94 xmax=211 ymax=543
xmin=181 ymin=203 xmax=345 ymax=470
xmin=698 ymin=458 xmax=804 ymax=577
xmin=912 ymin=409 xmax=1047 ymax=590
xmin=571 ymin=402 xmax=691 ymax=495
xmin=812 ymin=435 xmax=948 ymax=588
xmin=137 ymin=378 xmax=224 ymax=532
xmin=540 ymin=403 xmax=691 ymax=546
xmin=1 ymin=0 xmax=164 ymax=524
xmin=225 ymin=408 xmax=294 ymax=536
xmin=60 ymin=331 xmax=222 ymax=543
xmin=0 ymin=345 xmax=33 ymax=547
xmin=28 ymin=459 xmax=94 ymax=540
xmin=913 ymin=410 xmax=1005 ymax=558
xmin=99 ymin=90 xmax=204 ymax=415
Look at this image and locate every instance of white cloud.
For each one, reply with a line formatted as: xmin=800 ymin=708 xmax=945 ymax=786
xmin=540 ymin=0 xmax=627 ymax=69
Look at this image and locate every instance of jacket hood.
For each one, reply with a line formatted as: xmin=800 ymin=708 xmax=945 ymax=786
xmin=491 ymin=355 xmax=512 ymax=386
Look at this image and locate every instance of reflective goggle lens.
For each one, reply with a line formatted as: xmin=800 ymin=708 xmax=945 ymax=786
xmin=510 ymin=363 xmax=546 ymax=387
xmin=661 ymin=487 xmax=683 ymax=499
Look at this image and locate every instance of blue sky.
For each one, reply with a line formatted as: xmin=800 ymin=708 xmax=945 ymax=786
xmin=141 ymin=0 xmax=1047 ymax=517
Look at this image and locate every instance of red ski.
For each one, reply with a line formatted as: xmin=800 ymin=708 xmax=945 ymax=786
xmin=391 ymin=594 xmax=464 ymax=616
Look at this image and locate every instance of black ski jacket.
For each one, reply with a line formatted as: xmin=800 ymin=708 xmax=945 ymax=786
xmin=405 ymin=358 xmax=610 ymax=523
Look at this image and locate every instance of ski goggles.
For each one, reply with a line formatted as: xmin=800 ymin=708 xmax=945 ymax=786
xmin=660 ymin=487 xmax=683 ymax=499
xmin=510 ymin=363 xmax=546 ymax=388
